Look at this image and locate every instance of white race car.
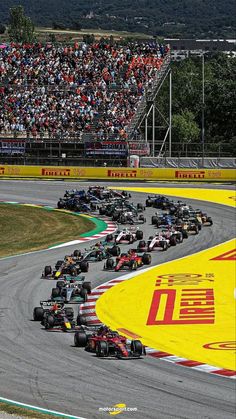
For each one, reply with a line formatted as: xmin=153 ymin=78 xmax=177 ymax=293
xmin=137 ymin=234 xmax=169 ymax=252
xmin=115 ymin=227 xmax=143 ymax=244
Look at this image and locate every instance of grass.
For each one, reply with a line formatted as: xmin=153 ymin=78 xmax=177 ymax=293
xmin=0 ymin=401 xmax=70 ymax=419
xmin=0 ymin=204 xmax=94 ymax=257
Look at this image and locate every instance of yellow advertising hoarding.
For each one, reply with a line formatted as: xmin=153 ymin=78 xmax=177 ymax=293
xmin=0 ymin=165 xmax=235 ymax=181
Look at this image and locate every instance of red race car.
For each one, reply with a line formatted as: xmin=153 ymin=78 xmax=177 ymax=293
xmin=104 ymin=249 xmax=151 ymax=271
xmin=74 ymin=326 xmax=145 ymax=358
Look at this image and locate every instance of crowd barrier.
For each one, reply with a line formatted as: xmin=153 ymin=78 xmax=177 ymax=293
xmin=0 ymin=165 xmax=235 ymax=181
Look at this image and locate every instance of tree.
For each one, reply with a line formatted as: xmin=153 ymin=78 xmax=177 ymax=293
xmin=0 ymin=23 xmax=6 ymax=34
xmin=172 ymin=111 xmax=200 ymax=144
xmin=8 ymin=5 xmax=35 ymax=43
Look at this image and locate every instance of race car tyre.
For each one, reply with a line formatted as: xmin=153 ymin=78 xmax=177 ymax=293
xmin=142 ymin=253 xmax=152 ymax=265
xmin=55 ymin=260 xmax=64 ymax=269
xmin=77 ymin=314 xmax=87 ymax=326
xmin=138 ymin=240 xmax=146 ymax=249
xmin=33 ymin=307 xmax=44 ymax=321
xmin=198 ymin=223 xmax=202 ymax=231
xmin=110 ymin=245 xmax=120 ymax=256
xmin=45 ymin=315 xmax=54 ymax=329
xmin=96 ymin=340 xmax=109 ymax=357
xmin=99 ymin=207 xmax=106 ymax=215
xmin=194 ymin=226 xmax=199 ymax=234
xmin=207 ymin=218 xmax=213 ymax=226
xmin=131 ymin=340 xmax=143 ymax=356
xmin=74 ymin=331 xmax=88 ymax=347
xmin=44 ymin=265 xmax=52 ymax=276
xmin=82 ymin=281 xmax=92 ymax=294
xmin=149 ymin=236 xmax=154 ymax=240
xmin=51 ymin=287 xmax=60 ymax=298
xmin=57 ymin=200 xmax=65 ymax=209
xmin=80 ymin=261 xmax=89 ymax=272
xmin=136 ymin=230 xmax=143 ymax=240
xmin=170 ymin=236 xmax=177 ymax=246
xmin=130 ymin=261 xmax=137 ymax=270
xmin=56 ymin=280 xmax=65 ymax=289
xmin=90 ymin=203 xmax=96 ymax=211
xmin=178 ymin=233 xmax=183 ymax=243
xmin=162 ymin=242 xmax=168 ymax=251
xmin=182 ymin=230 xmax=188 ymax=239
xmin=97 ymin=252 xmax=103 ymax=261
xmin=106 ymin=234 xmax=114 ymax=242
xmin=151 ymin=216 xmax=158 ymax=225
xmin=65 ymin=307 xmax=74 ymax=319
xmin=112 ymin=213 xmax=119 ymax=221
xmin=146 ymin=199 xmax=152 ymax=207
xmin=73 ymin=249 xmax=81 ymax=257
xmin=80 ymin=288 xmax=88 ymax=302
xmin=106 ymin=258 xmax=114 ymax=270
xmin=137 ymin=203 xmax=144 ymax=210
xmin=139 ymin=215 xmax=145 ymax=221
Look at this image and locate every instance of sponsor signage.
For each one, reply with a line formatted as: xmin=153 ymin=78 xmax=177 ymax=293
xmin=0 ymin=139 xmax=25 ymax=155
xmin=107 ymin=169 xmax=137 ymax=178
xmin=85 ymin=141 xmax=128 ymax=157
xmin=175 ymin=170 xmax=205 ymax=179
xmin=41 ymin=168 xmax=71 ymax=177
xmin=0 ymin=165 xmax=234 ymax=181
xmin=129 ymin=142 xmax=150 ymax=156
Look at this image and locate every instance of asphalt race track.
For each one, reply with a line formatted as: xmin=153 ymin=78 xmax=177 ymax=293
xmin=0 ymin=180 xmax=235 ymax=419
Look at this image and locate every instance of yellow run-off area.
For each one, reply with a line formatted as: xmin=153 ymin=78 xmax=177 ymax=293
xmin=97 ymin=188 xmax=236 ymax=370
xmin=114 ymin=187 xmax=236 ymax=208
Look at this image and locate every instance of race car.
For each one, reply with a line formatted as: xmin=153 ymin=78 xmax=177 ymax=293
xmin=180 ymin=217 xmax=202 ymax=234
xmin=74 ymin=325 xmax=145 ymax=358
xmin=151 ymin=213 xmax=176 ymax=227
xmin=104 ymin=249 xmax=151 ymax=271
xmin=42 ymin=256 xmax=89 ymax=279
xmin=33 ymin=301 xmax=75 ymax=330
xmin=88 ymin=186 xmax=130 ymax=201
xmin=137 ymin=234 xmax=169 ymax=252
xmin=71 ymin=242 xmax=121 ymax=261
xmin=193 ymin=210 xmax=213 ymax=226
xmin=146 ymin=195 xmax=171 ymax=209
xmin=51 ymin=279 xmax=90 ymax=304
xmin=57 ymin=197 xmax=95 ymax=212
xmin=112 ymin=210 xmax=146 ymax=224
xmin=114 ymin=228 xmax=143 ymax=244
xmin=161 ymin=228 xmax=183 ymax=245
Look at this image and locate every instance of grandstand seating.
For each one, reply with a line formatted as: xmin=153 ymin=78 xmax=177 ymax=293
xmin=0 ymin=41 xmax=170 ymax=143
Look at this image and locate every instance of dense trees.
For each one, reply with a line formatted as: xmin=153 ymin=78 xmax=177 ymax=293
xmin=156 ymin=54 xmax=236 ymax=155
xmin=8 ymin=5 xmax=35 ymax=43
xmin=1 ymin=0 xmax=235 ymax=38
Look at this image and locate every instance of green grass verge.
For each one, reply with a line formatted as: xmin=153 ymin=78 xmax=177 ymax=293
xmin=0 ymin=203 xmax=94 ymax=257
xmin=0 ymin=402 xmax=61 ymax=419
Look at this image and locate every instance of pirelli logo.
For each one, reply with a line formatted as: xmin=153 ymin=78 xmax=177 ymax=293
xmin=107 ymin=169 xmax=137 ymax=178
xmin=41 ymin=168 xmax=71 ymax=176
xmin=0 ymin=167 xmax=5 ymax=175
xmin=175 ymin=170 xmax=205 ymax=179
xmin=147 ymin=288 xmax=215 ymax=325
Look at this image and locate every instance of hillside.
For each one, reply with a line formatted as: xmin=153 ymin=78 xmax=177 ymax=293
xmin=1 ymin=0 xmax=235 ymax=38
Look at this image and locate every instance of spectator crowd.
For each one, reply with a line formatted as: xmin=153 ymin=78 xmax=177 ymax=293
xmin=0 ymin=41 xmax=169 ymax=140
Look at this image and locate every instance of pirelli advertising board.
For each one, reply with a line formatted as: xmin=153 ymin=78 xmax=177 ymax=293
xmin=0 ymin=165 xmax=235 ymax=181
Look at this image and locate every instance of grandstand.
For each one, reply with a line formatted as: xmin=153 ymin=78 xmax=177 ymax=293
xmin=0 ymin=40 xmax=171 ymax=166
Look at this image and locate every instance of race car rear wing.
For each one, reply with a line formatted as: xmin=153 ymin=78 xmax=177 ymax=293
xmin=40 ymin=300 xmax=64 ymax=309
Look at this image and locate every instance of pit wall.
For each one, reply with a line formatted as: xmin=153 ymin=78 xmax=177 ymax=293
xmin=0 ymin=165 xmax=235 ymax=181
